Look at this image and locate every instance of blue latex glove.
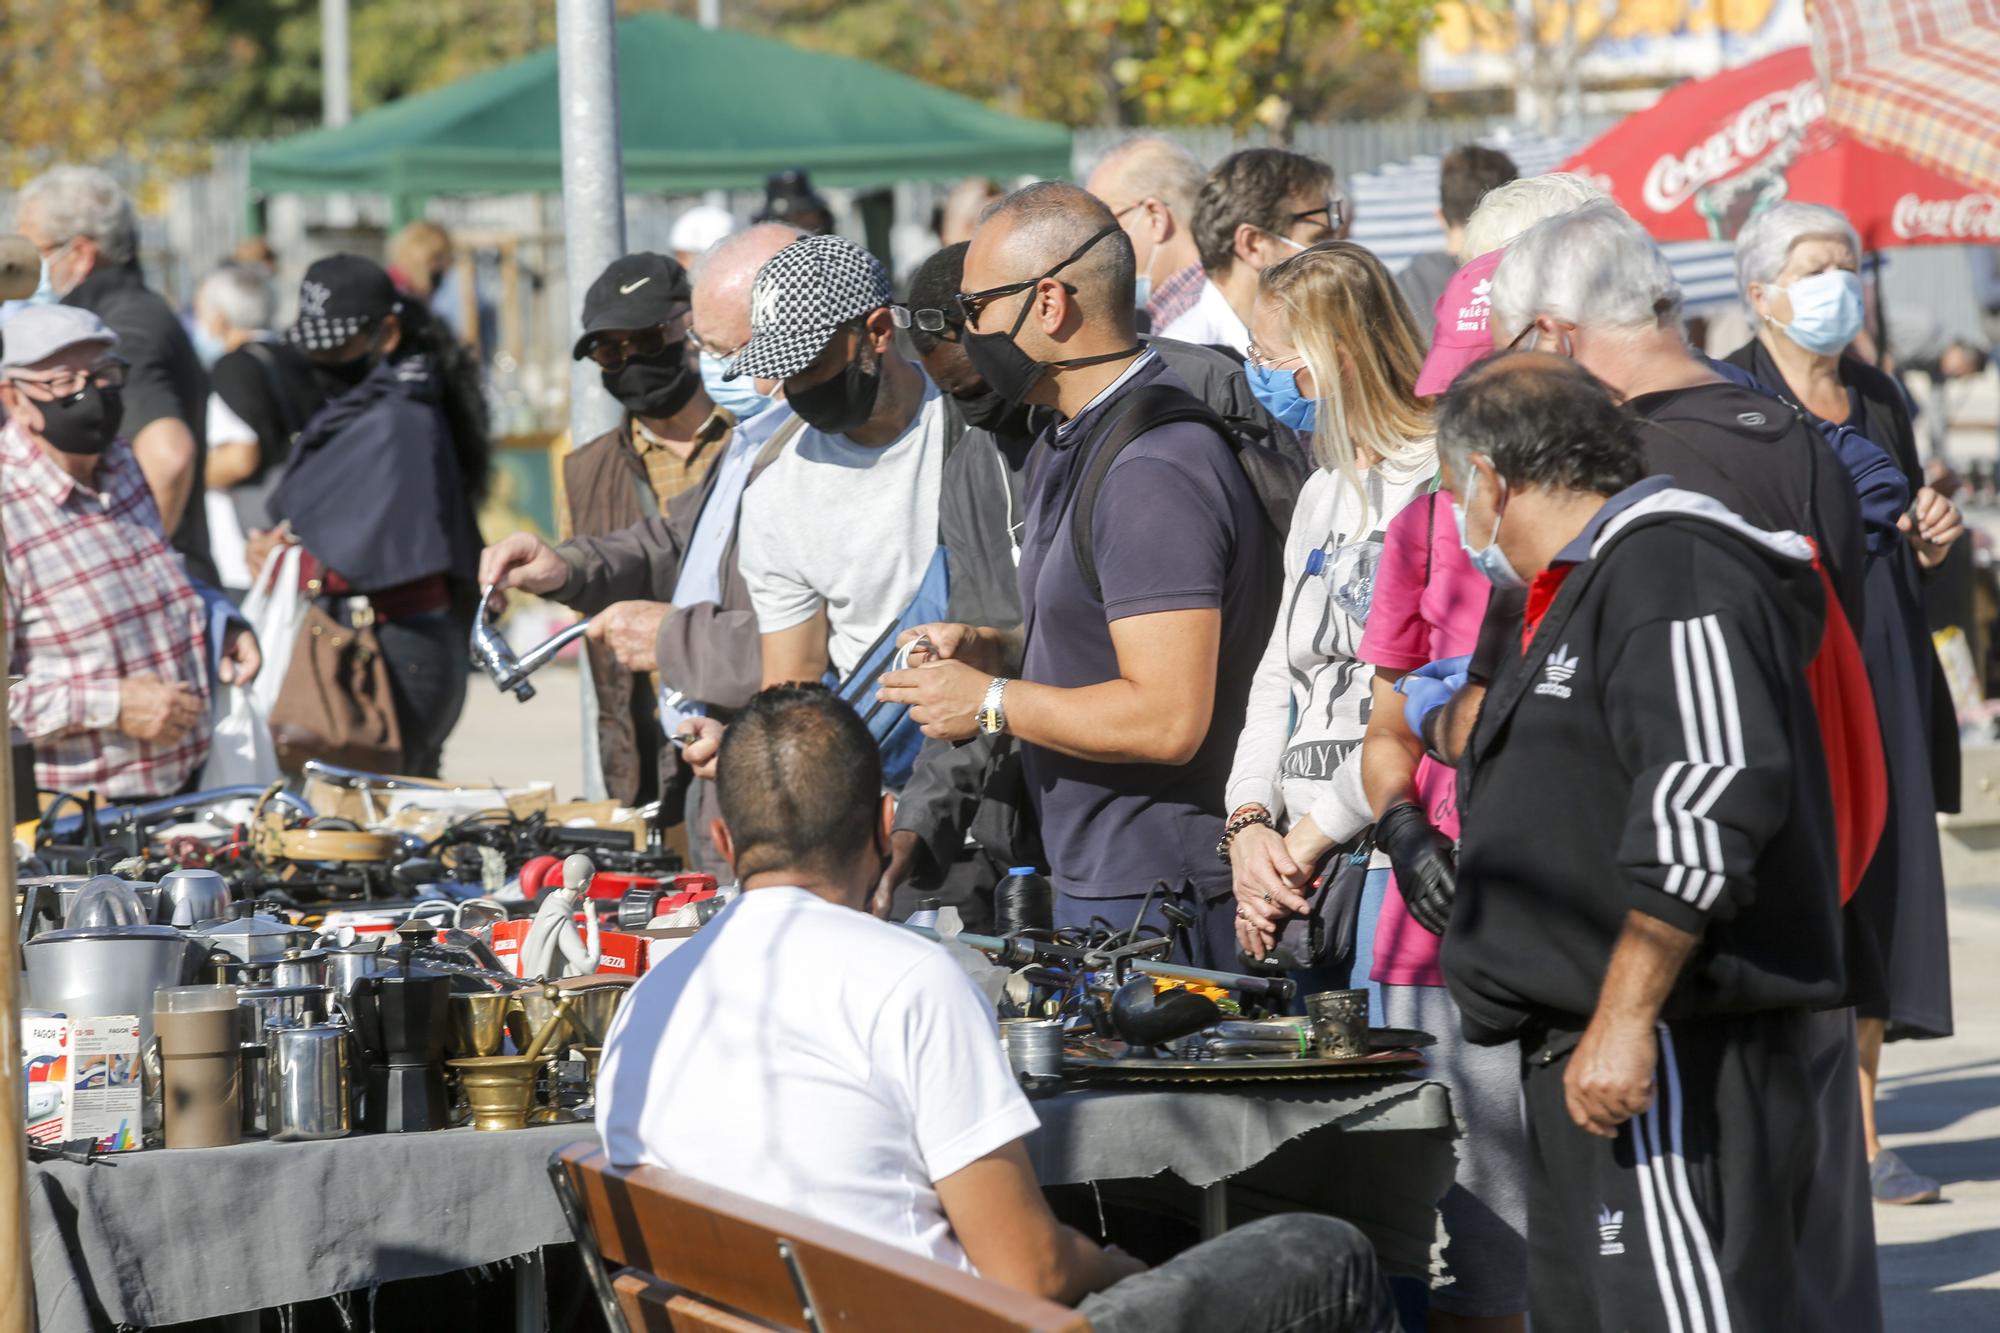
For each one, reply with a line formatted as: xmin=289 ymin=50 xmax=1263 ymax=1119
xmin=1395 ymin=654 xmax=1472 ymax=738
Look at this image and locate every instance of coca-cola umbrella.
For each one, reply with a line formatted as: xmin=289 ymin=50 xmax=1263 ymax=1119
xmin=1560 ymin=46 xmax=2000 ymax=250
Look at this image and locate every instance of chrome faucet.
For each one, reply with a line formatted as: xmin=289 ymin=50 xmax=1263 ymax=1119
xmin=470 ymin=586 xmax=592 ymax=703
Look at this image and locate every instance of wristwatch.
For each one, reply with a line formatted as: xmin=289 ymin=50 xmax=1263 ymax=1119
xmin=978 ymin=677 xmax=1009 ymax=736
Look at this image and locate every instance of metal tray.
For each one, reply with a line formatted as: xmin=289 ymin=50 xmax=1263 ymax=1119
xmin=1063 ymin=1046 xmax=1425 ymax=1084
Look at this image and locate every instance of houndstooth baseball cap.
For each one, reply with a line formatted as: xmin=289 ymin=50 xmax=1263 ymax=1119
xmin=725 ymin=235 xmax=892 ymax=382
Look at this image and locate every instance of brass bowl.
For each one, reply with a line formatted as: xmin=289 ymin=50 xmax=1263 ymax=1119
xmin=446 ymin=992 xmax=518 ymax=1059
xmin=518 ymin=981 xmax=630 ymax=1048
xmin=448 ymin=1055 xmax=541 ymax=1131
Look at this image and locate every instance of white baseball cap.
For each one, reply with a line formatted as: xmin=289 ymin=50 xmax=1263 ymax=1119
xmin=671 ymin=205 xmax=740 ymax=260
xmin=0 ymin=304 xmax=119 ymax=371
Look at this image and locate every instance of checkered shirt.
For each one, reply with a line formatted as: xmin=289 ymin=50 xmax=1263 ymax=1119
xmin=3 ymin=421 xmax=210 ymax=797
xmin=1147 ymin=261 xmax=1208 ymax=332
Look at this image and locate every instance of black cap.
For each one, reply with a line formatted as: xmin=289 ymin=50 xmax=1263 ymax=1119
xmin=286 ymin=254 xmax=402 ymax=352
xmin=572 ymin=252 xmax=693 ymax=360
xmin=755 ymin=168 xmax=832 ymax=226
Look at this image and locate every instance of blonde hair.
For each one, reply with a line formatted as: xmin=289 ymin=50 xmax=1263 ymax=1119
xmin=1258 ymin=241 xmax=1433 ymax=523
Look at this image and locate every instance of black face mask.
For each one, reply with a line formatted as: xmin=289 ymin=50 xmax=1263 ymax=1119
xmin=602 ymin=343 xmax=700 ymax=418
xmin=35 ymin=384 xmax=124 ymax=456
xmin=960 ymin=222 xmax=1140 ymax=409
xmin=953 ymin=384 xmax=1036 ymax=437
xmin=788 ymin=341 xmax=883 ymax=436
xmin=312 ymin=353 xmax=374 ymax=399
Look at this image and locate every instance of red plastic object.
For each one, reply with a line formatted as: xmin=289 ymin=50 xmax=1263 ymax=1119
xmin=517 ymin=855 xmax=564 ymax=900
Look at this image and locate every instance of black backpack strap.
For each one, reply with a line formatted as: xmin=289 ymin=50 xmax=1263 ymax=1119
xmin=1065 ymin=384 xmax=1228 ymax=604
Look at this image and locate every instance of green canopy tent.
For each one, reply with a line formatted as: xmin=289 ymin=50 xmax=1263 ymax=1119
xmin=248 ymin=13 xmax=1072 ymax=220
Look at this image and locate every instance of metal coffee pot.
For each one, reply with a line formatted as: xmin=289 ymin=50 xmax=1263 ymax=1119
xmin=157 ymin=868 xmax=233 ymax=928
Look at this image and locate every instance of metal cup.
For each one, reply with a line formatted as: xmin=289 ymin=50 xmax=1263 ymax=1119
xmin=1000 ymin=1018 xmax=1064 ymax=1078
xmin=447 ymin=992 xmax=515 ymax=1058
xmin=1305 ymin=989 xmax=1371 ymax=1059
xmin=267 ymin=1024 xmax=353 ymax=1142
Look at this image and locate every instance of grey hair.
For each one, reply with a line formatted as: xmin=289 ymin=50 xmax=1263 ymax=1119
xmin=1087 ymin=135 xmax=1207 ymax=221
xmin=1436 ymin=353 xmax=1644 ymax=500
xmin=17 ymin=166 xmax=139 ymax=266
xmin=1732 ymin=202 xmax=1861 ymax=302
xmin=692 ymin=222 xmax=803 ymax=287
xmin=197 ymin=264 xmax=276 ymax=333
xmin=1488 ymin=201 xmax=1682 ymax=342
xmin=1459 ymin=171 xmax=1608 ymax=261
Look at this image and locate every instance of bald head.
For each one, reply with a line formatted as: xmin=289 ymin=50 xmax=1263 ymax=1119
xmin=1086 ymin=136 xmax=1204 ymax=222
xmin=692 ymin=222 xmax=805 ymax=356
xmin=971 ymin=181 xmax=1136 ymax=332
xmin=1437 ymin=352 xmax=1642 ymax=499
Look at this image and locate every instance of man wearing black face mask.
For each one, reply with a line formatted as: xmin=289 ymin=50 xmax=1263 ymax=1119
xmin=544 ymin=252 xmax=728 ymax=803
xmin=730 ymin=235 xmax=948 ymax=696
xmin=1 ymin=305 xmax=260 ymax=800
xmin=878 ymin=183 xmax=1284 ymax=969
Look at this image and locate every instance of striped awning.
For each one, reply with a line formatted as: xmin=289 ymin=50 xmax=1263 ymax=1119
xmin=1813 ymin=0 xmax=2000 ymax=197
xmin=1348 ymin=129 xmax=1746 ymax=311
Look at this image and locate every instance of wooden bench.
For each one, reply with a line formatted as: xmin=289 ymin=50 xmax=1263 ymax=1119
xmin=549 ymin=1143 xmax=1091 ymax=1333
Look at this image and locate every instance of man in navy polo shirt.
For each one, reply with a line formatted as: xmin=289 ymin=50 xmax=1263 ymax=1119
xmin=879 ymin=181 xmax=1282 ymax=967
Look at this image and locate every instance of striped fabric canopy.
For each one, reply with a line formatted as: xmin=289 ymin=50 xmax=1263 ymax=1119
xmin=1813 ymin=0 xmax=2000 ymax=197
xmin=1347 ymin=130 xmax=1745 ymax=311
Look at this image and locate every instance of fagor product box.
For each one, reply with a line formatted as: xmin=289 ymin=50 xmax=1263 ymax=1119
xmin=22 ymin=1013 xmax=70 ymax=1146
xmin=65 ymin=1015 xmax=143 ymax=1152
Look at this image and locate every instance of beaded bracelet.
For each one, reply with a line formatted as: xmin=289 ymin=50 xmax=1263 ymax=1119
xmin=1215 ymin=806 xmax=1274 ymax=864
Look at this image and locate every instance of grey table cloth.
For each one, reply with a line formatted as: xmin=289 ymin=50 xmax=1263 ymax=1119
xmin=30 ymin=1077 xmax=1453 ymax=1331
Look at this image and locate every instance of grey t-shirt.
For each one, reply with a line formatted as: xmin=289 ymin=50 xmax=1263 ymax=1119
xmin=1395 ymin=249 xmax=1459 ymax=346
xmin=1017 ymin=356 xmax=1283 ymax=899
xmin=738 ymin=376 xmax=945 ymax=677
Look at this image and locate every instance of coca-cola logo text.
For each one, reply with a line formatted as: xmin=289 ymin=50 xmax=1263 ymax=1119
xmin=1638 ymin=80 xmax=1823 ymax=215
xmin=1892 ymin=193 xmax=2000 ymax=241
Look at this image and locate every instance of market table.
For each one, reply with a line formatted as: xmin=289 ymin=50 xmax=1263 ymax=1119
xmin=28 ymin=1075 xmax=1454 ymax=1332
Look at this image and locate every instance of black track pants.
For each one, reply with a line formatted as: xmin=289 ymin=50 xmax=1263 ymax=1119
xmin=1521 ymin=1009 xmax=1816 ymax=1333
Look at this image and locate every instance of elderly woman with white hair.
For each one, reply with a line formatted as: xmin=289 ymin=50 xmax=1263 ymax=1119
xmin=1723 ymin=201 xmax=1964 ymax=1208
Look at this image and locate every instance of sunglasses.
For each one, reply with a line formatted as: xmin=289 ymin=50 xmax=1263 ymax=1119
xmin=952 ymin=222 xmax=1122 ymax=330
xmin=585 ymin=318 xmax=688 ymax=370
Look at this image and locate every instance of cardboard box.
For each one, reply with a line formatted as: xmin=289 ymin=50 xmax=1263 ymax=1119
xmin=22 ymin=1014 xmax=70 ymax=1146
xmin=65 ymin=1016 xmax=143 ymax=1152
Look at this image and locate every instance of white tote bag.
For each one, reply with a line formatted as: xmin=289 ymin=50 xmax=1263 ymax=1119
xmin=198 ymin=544 xmax=305 ymax=789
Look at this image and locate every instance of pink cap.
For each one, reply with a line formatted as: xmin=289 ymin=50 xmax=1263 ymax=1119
xmin=1415 ymin=248 xmax=1505 ymax=397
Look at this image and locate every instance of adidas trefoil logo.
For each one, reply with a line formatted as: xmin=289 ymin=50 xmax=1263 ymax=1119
xmin=1598 ymin=1205 xmax=1626 ymax=1257
xmin=1535 ymin=644 xmax=1579 ymax=699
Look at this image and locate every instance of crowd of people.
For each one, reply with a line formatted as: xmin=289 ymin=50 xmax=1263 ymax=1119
xmin=2 ymin=137 xmax=1973 ymax=1331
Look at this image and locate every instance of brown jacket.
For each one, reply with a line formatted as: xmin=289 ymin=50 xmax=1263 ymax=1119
xmin=555 ymin=410 xmax=798 ymax=802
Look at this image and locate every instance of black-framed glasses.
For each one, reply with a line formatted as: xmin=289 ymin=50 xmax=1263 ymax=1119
xmin=890 ymin=305 xmax=962 ymax=341
xmin=954 ymin=222 xmax=1123 ymax=330
xmin=7 ymin=358 xmax=128 ymax=399
xmin=1291 ymin=199 xmax=1345 ymax=234
xmin=585 ymin=315 xmax=689 ymax=369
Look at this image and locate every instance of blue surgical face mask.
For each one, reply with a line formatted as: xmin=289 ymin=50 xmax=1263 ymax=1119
xmin=1771 ymin=269 xmax=1864 ymax=356
xmin=28 ymin=256 xmax=61 ymax=307
xmin=1244 ymin=358 xmax=1317 ymax=433
xmin=699 ymin=350 xmax=772 ymax=420
xmin=1452 ymin=470 xmax=1524 ymax=590
xmin=190 ymin=321 xmax=228 ymax=369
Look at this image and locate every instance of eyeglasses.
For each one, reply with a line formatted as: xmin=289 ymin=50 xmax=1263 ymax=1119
xmin=954 ymin=222 xmax=1122 ymax=330
xmin=1244 ymin=340 xmax=1305 ymax=373
xmin=585 ymin=314 xmax=689 ymax=369
xmin=6 ymin=359 xmax=128 ymax=399
xmin=889 ymin=305 xmax=962 ymax=341
xmin=1289 ymin=199 xmax=1345 ymax=235
xmin=686 ymin=327 xmax=744 ymax=361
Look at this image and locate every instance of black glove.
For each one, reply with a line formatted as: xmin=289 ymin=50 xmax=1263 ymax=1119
xmin=1376 ymin=802 xmax=1456 ymax=936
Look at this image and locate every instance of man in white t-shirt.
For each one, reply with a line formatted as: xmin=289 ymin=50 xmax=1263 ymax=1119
xmin=598 ymin=683 xmax=1398 ymax=1333
xmin=728 ymin=235 xmax=945 ymax=686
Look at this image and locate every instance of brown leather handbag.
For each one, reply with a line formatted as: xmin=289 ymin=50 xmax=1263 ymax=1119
xmin=267 ymin=599 xmax=404 ymax=774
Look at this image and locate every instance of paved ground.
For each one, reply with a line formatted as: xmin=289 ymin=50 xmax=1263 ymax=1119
xmin=1876 ymin=878 xmax=2000 ymax=1324
xmin=440 ymin=660 xmax=588 ymax=798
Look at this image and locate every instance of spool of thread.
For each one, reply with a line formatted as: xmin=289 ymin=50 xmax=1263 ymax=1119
xmin=994 ymin=866 xmax=1053 ymax=935
xmin=1001 ymin=1018 xmax=1064 ymax=1078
